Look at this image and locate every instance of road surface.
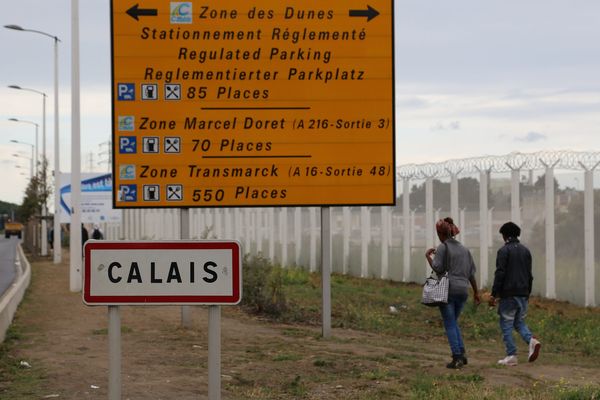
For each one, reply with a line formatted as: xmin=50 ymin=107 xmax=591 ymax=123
xmin=0 ymin=237 xmax=18 ymax=298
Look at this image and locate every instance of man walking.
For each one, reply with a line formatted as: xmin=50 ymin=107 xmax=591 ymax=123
xmin=489 ymin=222 xmax=541 ymax=366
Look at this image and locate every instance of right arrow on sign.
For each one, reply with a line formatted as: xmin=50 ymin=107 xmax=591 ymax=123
xmin=349 ymin=5 xmax=380 ymax=22
xmin=126 ymin=4 xmax=158 ymax=21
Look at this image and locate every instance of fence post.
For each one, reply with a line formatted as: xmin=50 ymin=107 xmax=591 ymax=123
xmin=402 ymin=178 xmax=411 ymax=282
xmin=342 ymin=207 xmax=350 ymax=275
xmin=541 ymin=160 xmax=559 ymax=299
xmin=580 ymin=162 xmax=599 ymax=306
xmin=425 ymin=176 xmax=434 ymax=278
xmin=478 ymin=168 xmax=489 ymax=286
xmin=360 ymin=207 xmax=370 ymax=278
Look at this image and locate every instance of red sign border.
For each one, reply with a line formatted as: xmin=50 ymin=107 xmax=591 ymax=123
xmin=83 ymin=240 xmax=242 ymax=305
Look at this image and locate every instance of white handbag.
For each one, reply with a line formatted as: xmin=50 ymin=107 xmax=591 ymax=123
xmin=421 ymin=243 xmax=449 ymax=307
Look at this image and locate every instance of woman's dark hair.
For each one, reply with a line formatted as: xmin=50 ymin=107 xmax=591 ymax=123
xmin=499 ymin=222 xmax=521 ymax=238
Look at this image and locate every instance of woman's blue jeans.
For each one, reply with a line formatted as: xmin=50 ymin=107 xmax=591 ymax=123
xmin=498 ymin=296 xmax=533 ymax=356
xmin=439 ymin=293 xmax=468 ymax=357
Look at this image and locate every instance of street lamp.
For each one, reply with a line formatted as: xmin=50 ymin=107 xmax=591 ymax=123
xmin=8 ymin=87 xmax=46 ymax=172
xmin=11 ymin=139 xmax=34 ymax=178
xmin=8 ymin=118 xmax=39 ymax=176
xmin=12 ymin=152 xmax=33 ymax=178
xmin=6 ymin=24 xmax=61 ymax=262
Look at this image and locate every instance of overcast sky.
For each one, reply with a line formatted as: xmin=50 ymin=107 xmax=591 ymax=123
xmin=1 ymin=0 xmax=599 ymax=204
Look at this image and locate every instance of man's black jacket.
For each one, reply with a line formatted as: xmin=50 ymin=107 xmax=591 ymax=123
xmin=491 ymin=238 xmax=533 ymax=298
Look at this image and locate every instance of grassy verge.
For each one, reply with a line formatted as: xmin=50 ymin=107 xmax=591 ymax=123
xmin=238 ymin=256 xmax=600 ymax=399
xmin=264 ymin=265 xmax=600 ymax=359
xmin=0 ymin=319 xmax=46 ymax=398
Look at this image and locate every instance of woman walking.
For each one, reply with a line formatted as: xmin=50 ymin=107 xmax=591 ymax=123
xmin=425 ymin=217 xmax=480 ymax=369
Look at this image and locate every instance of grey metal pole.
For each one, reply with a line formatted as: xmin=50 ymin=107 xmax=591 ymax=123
xmin=208 ymin=305 xmax=221 ymax=400
xmin=449 ymin=171 xmax=460 ymax=224
xmin=541 ymin=161 xmax=558 ymax=299
xmin=281 ymin=208 xmax=288 ymax=266
xmin=402 ymin=178 xmax=410 ymax=282
xmin=70 ymin=0 xmax=81 ymax=291
xmin=478 ymin=169 xmax=489 ymax=286
xmin=506 ymin=162 xmax=524 ymax=228
xmin=34 ymin=124 xmax=38 ymax=176
xmin=268 ymin=208 xmax=275 ymax=261
xmin=459 ymin=208 xmax=466 ymax=247
xmin=180 ymin=208 xmax=191 ymax=327
xmin=380 ymin=206 xmax=389 ymax=279
xmin=511 ymin=169 xmax=520 ymax=226
xmin=583 ymin=169 xmax=595 ymax=306
xmin=580 ymin=162 xmax=599 ymax=306
xmin=360 ymin=207 xmax=369 ymax=277
xmin=321 ymin=207 xmax=331 ymax=338
xmin=342 ymin=207 xmax=350 ymax=274
xmin=310 ymin=208 xmax=317 ymax=272
xmin=108 ymin=305 xmax=121 ymax=400
xmin=425 ymin=176 xmax=434 ymax=278
xmin=294 ymin=207 xmax=302 ymax=267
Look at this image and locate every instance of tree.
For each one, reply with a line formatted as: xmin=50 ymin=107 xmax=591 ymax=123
xmin=528 ymin=189 xmax=600 ymax=259
xmin=398 ymin=177 xmax=482 ymax=210
xmin=17 ymin=157 xmax=52 ymax=222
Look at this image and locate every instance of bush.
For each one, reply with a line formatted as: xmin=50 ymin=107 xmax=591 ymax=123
xmin=241 ymin=254 xmax=287 ymax=317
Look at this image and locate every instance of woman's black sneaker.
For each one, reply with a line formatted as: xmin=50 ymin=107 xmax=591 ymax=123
xmin=446 ymin=358 xmax=464 ymax=369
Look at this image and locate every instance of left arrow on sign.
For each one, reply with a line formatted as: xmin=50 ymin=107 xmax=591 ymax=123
xmin=127 ymin=4 xmax=158 ymax=21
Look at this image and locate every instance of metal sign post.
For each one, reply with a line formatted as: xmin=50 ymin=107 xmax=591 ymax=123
xmin=84 ymin=240 xmax=241 ymax=398
xmin=180 ymin=208 xmax=191 ymax=327
xmin=208 ymin=305 xmax=221 ymax=400
xmin=108 ymin=305 xmax=121 ymax=400
xmin=321 ymin=207 xmax=331 ymax=338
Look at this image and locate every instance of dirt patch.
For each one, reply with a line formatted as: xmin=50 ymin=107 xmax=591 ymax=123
xmin=4 ymin=252 xmax=599 ymax=399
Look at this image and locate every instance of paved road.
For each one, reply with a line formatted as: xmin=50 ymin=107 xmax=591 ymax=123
xmin=0 ymin=237 xmax=18 ymax=297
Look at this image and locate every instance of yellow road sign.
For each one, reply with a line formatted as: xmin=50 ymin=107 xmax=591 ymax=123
xmin=111 ymin=1 xmax=395 ymax=207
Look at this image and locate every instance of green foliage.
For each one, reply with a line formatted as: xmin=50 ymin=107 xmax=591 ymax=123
xmin=272 ymin=353 xmax=302 ymax=362
xmin=402 ymin=177 xmax=483 ymax=211
xmin=16 ymin=157 xmax=53 ymax=222
xmin=313 ymin=358 xmax=334 ymax=367
xmin=0 ymin=325 xmax=45 ymax=397
xmin=283 ymin=375 xmax=307 ymax=397
xmin=241 ymin=254 xmax=288 ymax=316
xmin=555 ymin=385 xmax=600 ymax=400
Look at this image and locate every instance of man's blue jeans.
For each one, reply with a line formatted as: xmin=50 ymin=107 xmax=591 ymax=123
xmin=498 ymin=296 xmax=533 ymax=356
xmin=439 ymin=293 xmax=468 ymax=356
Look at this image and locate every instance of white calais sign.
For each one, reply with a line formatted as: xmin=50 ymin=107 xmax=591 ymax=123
xmin=83 ymin=241 xmax=241 ymax=305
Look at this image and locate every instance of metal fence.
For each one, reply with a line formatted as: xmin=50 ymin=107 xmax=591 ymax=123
xmin=101 ymin=150 xmax=600 ymax=307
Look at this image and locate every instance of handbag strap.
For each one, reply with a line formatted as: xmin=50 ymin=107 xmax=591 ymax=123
xmin=442 ymin=242 xmax=450 ymax=273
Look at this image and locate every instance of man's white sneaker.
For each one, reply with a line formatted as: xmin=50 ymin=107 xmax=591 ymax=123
xmin=497 ymin=355 xmax=518 ymax=366
xmin=528 ymin=337 xmax=541 ymax=362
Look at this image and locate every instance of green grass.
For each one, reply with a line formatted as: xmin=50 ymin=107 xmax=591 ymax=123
xmin=0 ymin=325 xmax=46 ymax=398
xmin=91 ymin=325 xmax=133 ymax=335
xmin=237 ymin=265 xmax=600 ymax=399
xmin=272 ymin=267 xmax=600 ymax=360
xmin=272 ymin=353 xmax=302 ymax=362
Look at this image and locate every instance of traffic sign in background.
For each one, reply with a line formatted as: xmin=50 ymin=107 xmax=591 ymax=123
xmin=111 ymin=0 xmax=395 ymax=207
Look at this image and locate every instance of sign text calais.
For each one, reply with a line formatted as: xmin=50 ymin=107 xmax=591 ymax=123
xmin=111 ymin=1 xmax=395 ymax=207
xmin=83 ymin=241 xmax=242 ymax=305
